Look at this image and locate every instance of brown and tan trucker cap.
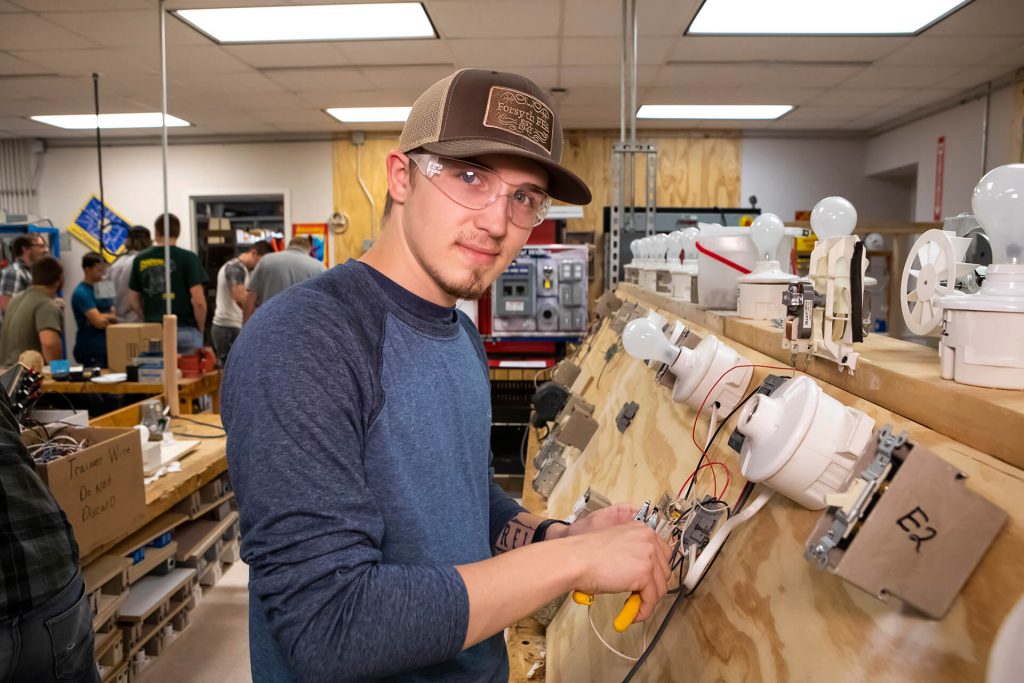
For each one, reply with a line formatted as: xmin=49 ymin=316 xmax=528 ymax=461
xmin=399 ymin=68 xmax=592 ymax=206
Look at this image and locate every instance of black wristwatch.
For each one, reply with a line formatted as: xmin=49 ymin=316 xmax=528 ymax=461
xmin=533 ymin=518 xmax=570 ymax=543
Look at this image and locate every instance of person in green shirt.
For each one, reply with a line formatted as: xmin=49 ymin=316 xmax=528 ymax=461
xmin=0 ymin=256 xmax=64 ymax=367
xmin=127 ymin=213 xmax=207 ymax=353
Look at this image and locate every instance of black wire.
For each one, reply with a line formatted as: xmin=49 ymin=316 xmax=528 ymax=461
xmin=682 ymin=386 xmax=762 ymax=503
xmin=519 ymin=420 xmax=531 ymax=469
xmin=733 ymin=481 xmax=755 ymax=516
xmin=622 ymin=537 xmax=729 ymax=683
xmin=172 ymin=431 xmax=223 ymax=440
xmin=173 ymin=415 xmax=225 ymax=432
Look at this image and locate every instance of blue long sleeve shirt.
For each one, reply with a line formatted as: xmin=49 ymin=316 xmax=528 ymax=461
xmin=222 ymin=260 xmax=525 ymax=682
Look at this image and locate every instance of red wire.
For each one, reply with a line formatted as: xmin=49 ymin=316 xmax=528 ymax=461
xmin=676 ymin=461 xmax=731 ymax=500
xmin=689 ymin=363 xmax=794 ymax=451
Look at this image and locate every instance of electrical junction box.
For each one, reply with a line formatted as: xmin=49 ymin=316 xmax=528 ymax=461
xmin=491 ymin=244 xmax=589 ymax=336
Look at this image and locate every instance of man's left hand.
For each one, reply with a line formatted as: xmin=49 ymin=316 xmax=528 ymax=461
xmin=547 ymin=502 xmax=641 ymax=540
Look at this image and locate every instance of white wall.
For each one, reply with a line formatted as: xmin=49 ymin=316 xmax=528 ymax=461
xmin=741 ymin=138 xmax=915 ymax=222
xmin=864 ymin=86 xmax=1014 ymax=221
xmin=36 ymin=140 xmax=333 ymax=344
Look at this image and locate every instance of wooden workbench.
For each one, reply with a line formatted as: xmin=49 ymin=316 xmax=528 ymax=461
xmin=81 ymin=410 xmax=227 ymax=566
xmin=534 ymin=286 xmax=1024 ymax=682
xmin=42 ymin=370 xmax=221 ymax=415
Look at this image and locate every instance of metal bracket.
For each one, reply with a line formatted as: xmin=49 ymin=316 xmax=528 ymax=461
xmin=806 ymin=425 xmax=907 ymax=568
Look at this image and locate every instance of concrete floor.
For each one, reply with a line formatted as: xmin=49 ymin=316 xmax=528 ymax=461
xmin=137 ymin=560 xmax=252 ymax=683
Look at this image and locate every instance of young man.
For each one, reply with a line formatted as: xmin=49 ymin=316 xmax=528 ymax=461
xmin=108 ymin=226 xmax=151 ymax=322
xmin=241 ymin=235 xmax=325 ymax=322
xmin=0 ymin=233 xmax=50 ymax=314
xmin=211 ymin=241 xmax=272 ymax=365
xmin=223 ymin=69 xmax=669 ymax=682
xmin=127 ymin=214 xmax=207 ymax=353
xmin=71 ymin=252 xmax=117 ymax=368
xmin=0 ymin=384 xmax=100 ymax=683
xmin=0 ymin=256 xmax=63 ymax=367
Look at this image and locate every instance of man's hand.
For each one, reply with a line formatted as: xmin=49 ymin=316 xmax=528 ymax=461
xmin=545 ymin=502 xmax=640 ymax=541
xmin=568 ymin=522 xmax=672 ymax=623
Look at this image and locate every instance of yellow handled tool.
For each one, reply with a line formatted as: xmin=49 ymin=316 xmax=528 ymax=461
xmin=572 ymin=590 xmax=643 ymax=632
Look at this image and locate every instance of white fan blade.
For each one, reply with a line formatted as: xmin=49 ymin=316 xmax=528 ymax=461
xmin=907 ymin=289 xmax=919 ymax=302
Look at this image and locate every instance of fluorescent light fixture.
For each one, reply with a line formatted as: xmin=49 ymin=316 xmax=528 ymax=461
xmin=174 ymin=3 xmax=435 ymax=43
xmin=325 ymin=107 xmax=412 ymax=123
xmin=637 ymin=105 xmax=792 ymax=120
xmin=687 ymin=0 xmax=971 ymax=35
xmin=30 ymin=113 xmax=191 ymax=130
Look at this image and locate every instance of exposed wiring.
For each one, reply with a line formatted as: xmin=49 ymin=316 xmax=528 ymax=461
xmin=681 ymin=385 xmax=762 ymax=504
xmin=681 ymin=488 xmax=774 ymax=592
xmin=690 ymin=363 xmax=794 ymax=451
xmin=588 ymin=604 xmax=639 ymax=662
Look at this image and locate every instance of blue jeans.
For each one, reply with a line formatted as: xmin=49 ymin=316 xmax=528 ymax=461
xmin=177 ymin=325 xmax=204 ymax=353
xmin=248 ymin=568 xmax=294 ymax=682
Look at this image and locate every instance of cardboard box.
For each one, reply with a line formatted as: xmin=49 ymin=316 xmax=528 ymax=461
xmin=27 ymin=427 xmax=147 ymax=557
xmin=107 ymin=323 xmax=162 ymax=372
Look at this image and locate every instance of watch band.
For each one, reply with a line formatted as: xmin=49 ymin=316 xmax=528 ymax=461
xmin=533 ymin=518 xmax=570 ymax=543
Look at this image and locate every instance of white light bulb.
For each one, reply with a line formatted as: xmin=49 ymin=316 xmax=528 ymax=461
xmin=651 ymin=233 xmax=669 ymax=262
xmin=750 ymin=213 xmax=785 ymax=260
xmin=810 ymin=196 xmax=858 ymax=240
xmin=680 ymin=227 xmax=700 ymax=263
xmin=972 ymin=163 xmax=1024 ymax=264
xmin=666 ymin=230 xmax=686 ymax=265
xmin=622 ymin=317 xmax=680 ymax=365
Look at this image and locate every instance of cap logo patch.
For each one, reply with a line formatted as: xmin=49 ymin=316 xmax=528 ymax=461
xmin=482 ymin=86 xmax=553 ymax=154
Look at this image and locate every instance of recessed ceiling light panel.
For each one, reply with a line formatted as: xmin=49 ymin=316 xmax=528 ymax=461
xmin=637 ymin=105 xmax=792 ymax=120
xmin=31 ymin=113 xmax=191 ymax=129
xmin=687 ymin=0 xmax=972 ymax=36
xmin=325 ymin=107 xmax=412 ymax=123
xmin=174 ymin=3 xmax=436 ymax=43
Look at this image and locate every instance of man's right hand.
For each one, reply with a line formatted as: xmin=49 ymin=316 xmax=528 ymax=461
xmin=568 ymin=521 xmax=672 ymax=623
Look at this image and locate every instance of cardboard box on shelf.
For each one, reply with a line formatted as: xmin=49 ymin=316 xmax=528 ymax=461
xmin=26 ymin=427 xmax=146 ymax=557
xmin=107 ymin=323 xmax=162 ymax=372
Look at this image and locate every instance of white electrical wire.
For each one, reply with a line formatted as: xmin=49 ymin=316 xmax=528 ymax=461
xmin=588 ymin=604 xmax=639 ymax=662
xmin=682 ymin=488 xmax=774 ymax=592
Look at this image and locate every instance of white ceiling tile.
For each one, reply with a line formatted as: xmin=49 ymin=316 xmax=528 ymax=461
xmin=556 ymin=87 xmax=621 ymax=105
xmin=226 ymin=43 xmax=349 ymax=69
xmin=783 ymin=105 xmax=876 ymax=122
xmin=303 ymin=88 xmax=423 ymax=108
xmin=274 ymin=121 xmax=348 ymax=133
xmin=40 ymin=10 xmax=160 ymax=49
xmin=0 ymin=97 xmax=51 ymax=116
xmin=559 ymin=65 xmax=658 ymax=88
xmin=176 ymin=71 xmax=287 ymax=94
xmin=167 ymin=46 xmax=254 ymax=73
xmin=249 ymin=108 xmax=335 ymax=125
xmin=840 ymin=65 xmax=965 ymax=89
xmin=844 ymin=106 xmax=919 ymax=130
xmin=641 ymin=85 xmax=822 ymax=105
xmin=563 ymin=0 xmax=699 ymax=37
xmin=656 ymin=63 xmax=763 ymax=87
xmin=0 ymin=13 xmax=97 ymax=50
xmin=8 ymin=48 xmax=157 ymax=76
xmin=942 ymin=64 xmax=1016 ymax=89
xmin=428 ymin=1 xmax=559 ymax=38
xmin=359 ymin=64 xmax=455 ymax=89
xmin=448 ymin=39 xmax=558 ymax=68
xmin=11 ymin=0 xmax=151 ymax=9
xmin=808 ymin=88 xmax=908 ymax=106
xmin=746 ymin=64 xmax=866 ymax=88
xmin=924 ymin=0 xmax=1024 ymax=37
xmin=0 ymin=1 xmax=24 ymax=10
xmin=202 ymin=92 xmax=310 ymax=111
xmin=337 ymin=39 xmax=452 ymax=66
xmin=892 ymin=88 xmax=963 ymax=108
xmin=562 ymin=37 xmax=672 ymax=66
xmin=876 ymin=36 xmax=1022 ymax=66
xmin=0 ymin=51 xmax=56 ymax=76
xmin=263 ymin=67 xmax=375 ymax=93
xmin=984 ymin=40 xmax=1024 ymax=66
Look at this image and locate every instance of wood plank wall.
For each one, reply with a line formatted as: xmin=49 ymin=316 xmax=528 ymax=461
xmin=330 ymin=131 xmax=743 ymax=290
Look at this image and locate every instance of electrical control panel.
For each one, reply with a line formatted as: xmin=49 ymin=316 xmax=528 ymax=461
xmin=492 ymin=244 xmax=589 ymax=336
